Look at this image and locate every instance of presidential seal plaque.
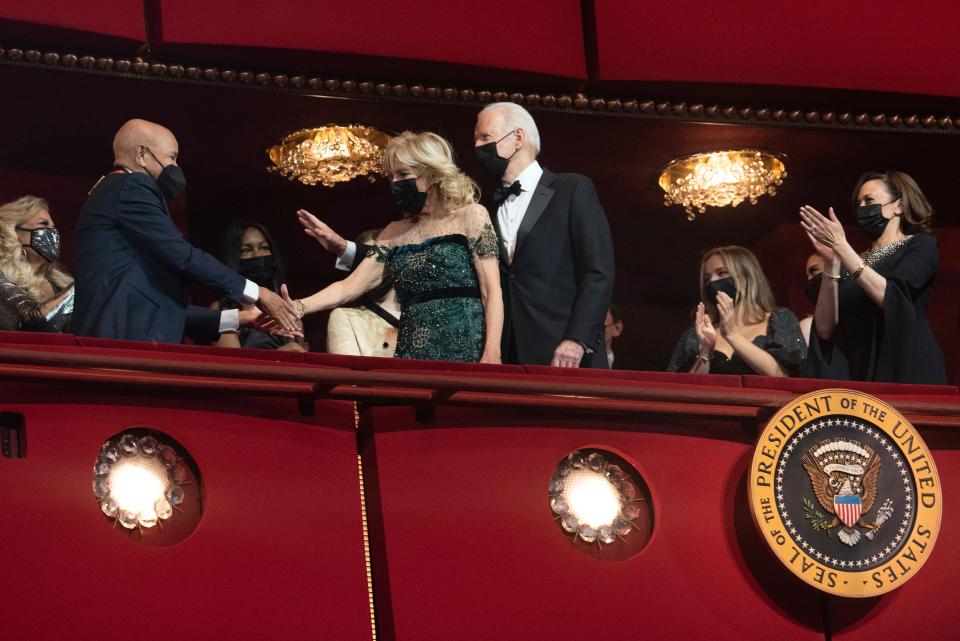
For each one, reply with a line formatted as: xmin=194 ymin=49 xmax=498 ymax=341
xmin=749 ymin=389 xmax=941 ymax=597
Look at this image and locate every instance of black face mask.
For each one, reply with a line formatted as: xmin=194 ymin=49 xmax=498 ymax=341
xmin=855 ymin=200 xmax=896 ymax=239
xmin=706 ymin=277 xmax=738 ymax=305
xmin=390 ymin=178 xmax=427 ymax=215
xmin=17 ymin=226 xmax=61 ymax=262
xmin=474 ymin=130 xmax=517 ymax=180
xmin=238 ymin=255 xmax=277 ymax=288
xmin=804 ymin=273 xmax=823 ymax=305
xmin=146 ymin=147 xmax=187 ymax=199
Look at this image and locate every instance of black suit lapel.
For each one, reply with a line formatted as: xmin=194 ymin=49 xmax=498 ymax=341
xmin=513 ymin=169 xmax=555 ymax=260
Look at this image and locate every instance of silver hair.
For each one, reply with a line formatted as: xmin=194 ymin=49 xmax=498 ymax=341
xmin=479 ymin=102 xmax=541 ymax=156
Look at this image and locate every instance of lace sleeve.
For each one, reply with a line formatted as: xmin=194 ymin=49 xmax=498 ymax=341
xmin=364 ymin=244 xmax=390 ymax=264
xmin=471 ymin=223 xmax=499 ymax=258
xmin=465 ymin=205 xmax=499 ymax=259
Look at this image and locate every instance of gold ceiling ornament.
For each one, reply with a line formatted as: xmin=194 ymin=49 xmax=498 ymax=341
xmin=267 ymin=124 xmax=393 ymax=187
xmin=658 ymin=149 xmax=787 ymax=220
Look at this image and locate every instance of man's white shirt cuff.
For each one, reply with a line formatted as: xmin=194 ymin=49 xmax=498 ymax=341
xmin=335 ymin=241 xmax=358 ymax=272
xmin=241 ymin=279 xmax=260 ymax=304
xmin=219 ymin=308 xmax=240 ymax=333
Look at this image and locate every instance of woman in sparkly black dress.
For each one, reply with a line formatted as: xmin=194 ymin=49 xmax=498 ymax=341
xmin=666 ymin=245 xmax=805 ymax=376
xmin=290 ymin=131 xmax=503 ymax=363
xmin=0 ymin=196 xmax=74 ymax=332
xmin=800 ymin=170 xmax=946 ymax=384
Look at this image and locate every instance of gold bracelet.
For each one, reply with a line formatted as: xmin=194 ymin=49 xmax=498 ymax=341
xmin=851 ymin=263 xmax=866 ymax=280
xmin=294 ymin=299 xmax=305 ymax=320
xmin=823 ymin=272 xmax=842 ymax=282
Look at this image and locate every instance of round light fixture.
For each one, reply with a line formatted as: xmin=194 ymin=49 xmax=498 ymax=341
xmin=267 ymin=124 xmax=393 ymax=187
xmin=93 ymin=429 xmax=201 ymax=544
xmin=549 ymin=449 xmax=652 ymax=556
xmin=658 ymin=149 xmax=787 ymax=220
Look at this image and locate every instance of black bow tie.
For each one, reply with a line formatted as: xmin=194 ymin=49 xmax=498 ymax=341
xmin=493 ymin=180 xmax=522 ymax=205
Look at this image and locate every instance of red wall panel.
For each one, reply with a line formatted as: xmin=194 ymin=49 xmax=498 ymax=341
xmin=364 ymin=406 xmax=826 ymax=640
xmin=0 ymin=1 xmax=146 ymax=40
xmin=0 ymin=399 xmax=372 ymax=641
xmin=596 ymin=0 xmax=960 ymax=98
xmin=156 ymin=0 xmax=587 ymax=78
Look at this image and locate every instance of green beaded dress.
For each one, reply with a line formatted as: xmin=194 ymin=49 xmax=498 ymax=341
xmin=369 ymin=218 xmax=499 ymax=362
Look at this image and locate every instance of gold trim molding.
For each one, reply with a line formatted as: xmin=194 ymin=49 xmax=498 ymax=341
xmin=2 ymin=44 xmax=959 ymax=134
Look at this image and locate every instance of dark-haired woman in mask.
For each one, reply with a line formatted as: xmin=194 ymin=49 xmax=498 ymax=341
xmin=800 ymin=170 xmax=946 ymax=384
xmin=0 ymin=196 xmax=74 ymax=332
xmin=799 ymin=253 xmax=826 ymax=346
xmin=210 ymin=220 xmax=306 ymax=351
xmin=667 ymin=245 xmax=804 ymax=376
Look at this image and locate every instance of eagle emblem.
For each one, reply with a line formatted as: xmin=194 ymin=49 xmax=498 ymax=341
xmin=801 ymin=438 xmax=892 ymax=546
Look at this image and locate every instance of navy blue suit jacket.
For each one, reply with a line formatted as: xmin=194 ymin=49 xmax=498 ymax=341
xmin=73 ymin=170 xmax=246 ymax=343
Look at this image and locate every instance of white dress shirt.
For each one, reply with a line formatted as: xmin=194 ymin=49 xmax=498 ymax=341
xmin=218 ymin=279 xmax=260 ymax=332
xmin=497 ymin=160 xmax=543 ymax=262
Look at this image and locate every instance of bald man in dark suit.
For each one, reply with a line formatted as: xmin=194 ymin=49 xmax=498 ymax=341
xmin=73 ymin=119 xmax=298 ymax=343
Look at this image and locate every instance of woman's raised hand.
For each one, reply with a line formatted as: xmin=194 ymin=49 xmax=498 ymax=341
xmin=297 ymin=209 xmax=348 ymax=257
xmin=694 ymin=302 xmax=717 ymax=353
xmin=800 ymin=205 xmax=845 ymax=261
xmin=715 ymin=291 xmax=739 ymax=338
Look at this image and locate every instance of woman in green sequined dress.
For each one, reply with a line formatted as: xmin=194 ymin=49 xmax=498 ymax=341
xmin=288 ymin=131 xmax=503 ymax=363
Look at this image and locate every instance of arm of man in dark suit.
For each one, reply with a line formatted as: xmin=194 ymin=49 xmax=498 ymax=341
xmin=349 ymin=242 xmax=373 ymax=271
xmin=117 ymin=173 xmax=247 ymax=303
xmin=334 ymin=240 xmax=373 ymax=272
xmin=564 ymin=177 xmax=616 ymax=352
xmin=184 ymin=305 xmax=222 ymax=343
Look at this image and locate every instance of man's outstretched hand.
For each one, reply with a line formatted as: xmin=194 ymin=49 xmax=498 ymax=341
xmin=255 ymin=286 xmax=301 ymax=336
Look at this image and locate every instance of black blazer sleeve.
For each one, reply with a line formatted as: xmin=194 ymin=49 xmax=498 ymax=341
xmin=564 ymin=177 xmax=615 ymax=348
xmin=351 ymin=242 xmax=374 ymax=271
xmin=184 ymin=305 xmax=223 ymax=343
xmin=117 ymin=174 xmax=247 ymax=303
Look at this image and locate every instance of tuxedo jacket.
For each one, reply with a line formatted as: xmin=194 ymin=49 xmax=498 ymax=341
xmin=73 ymin=170 xmax=245 ymax=343
xmin=485 ymin=168 xmax=615 ymax=367
xmin=350 ymin=170 xmax=615 ymax=366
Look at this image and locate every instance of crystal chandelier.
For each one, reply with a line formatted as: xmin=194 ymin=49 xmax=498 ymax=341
xmin=267 ymin=125 xmax=393 ymax=187
xmin=658 ymin=149 xmax=787 ymax=220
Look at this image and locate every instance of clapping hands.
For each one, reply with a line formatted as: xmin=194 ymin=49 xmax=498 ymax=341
xmin=694 ymin=302 xmax=717 ymax=354
xmin=696 ymin=292 xmax=740 ymax=351
xmin=800 ymin=205 xmax=845 ymax=262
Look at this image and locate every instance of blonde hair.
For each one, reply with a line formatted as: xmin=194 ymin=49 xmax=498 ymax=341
xmin=0 ymin=196 xmax=72 ymax=300
xmin=383 ymin=131 xmax=479 ymax=214
xmin=699 ymin=245 xmax=775 ymax=325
